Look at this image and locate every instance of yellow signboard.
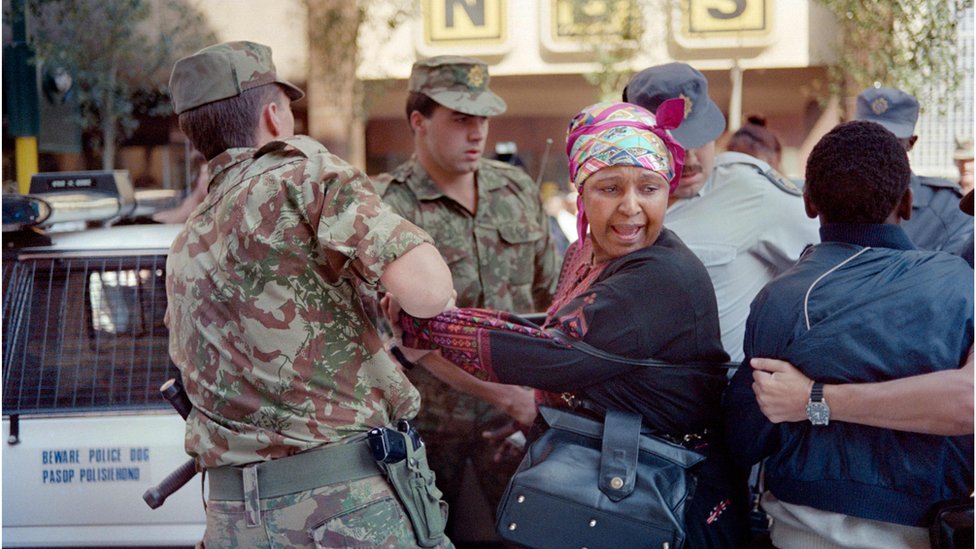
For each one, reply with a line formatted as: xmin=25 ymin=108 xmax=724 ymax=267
xmin=681 ymin=0 xmax=772 ymax=38
xmin=550 ymin=0 xmax=641 ymax=42
xmin=423 ymin=0 xmax=507 ymax=46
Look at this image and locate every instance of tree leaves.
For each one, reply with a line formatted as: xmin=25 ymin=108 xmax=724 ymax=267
xmin=816 ymin=0 xmax=972 ymax=113
xmin=20 ymin=0 xmax=217 ymax=168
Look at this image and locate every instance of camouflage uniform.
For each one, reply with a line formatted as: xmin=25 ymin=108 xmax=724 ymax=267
xmin=166 ymin=41 xmax=451 ymax=548
xmin=166 ymin=136 xmax=430 ymax=466
xmin=372 ymin=55 xmax=560 ymax=533
xmin=375 ymin=158 xmax=558 ymax=315
xmin=202 ymin=476 xmax=440 ymax=549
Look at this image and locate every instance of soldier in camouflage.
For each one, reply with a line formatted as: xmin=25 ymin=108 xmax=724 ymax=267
xmin=371 ymin=55 xmax=560 ymax=545
xmin=165 ymin=41 xmax=456 ymax=548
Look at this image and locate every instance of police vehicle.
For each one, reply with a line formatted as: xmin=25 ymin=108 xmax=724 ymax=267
xmin=2 ymin=171 xmax=205 ymax=547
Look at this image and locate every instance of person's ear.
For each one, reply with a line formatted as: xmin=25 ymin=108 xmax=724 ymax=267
xmin=803 ymin=190 xmax=818 ymax=219
xmin=263 ymin=101 xmax=283 ymax=138
xmin=897 ymin=187 xmax=913 ymax=221
xmin=906 ymin=135 xmax=918 ymax=152
xmin=409 ymin=111 xmax=427 ymax=135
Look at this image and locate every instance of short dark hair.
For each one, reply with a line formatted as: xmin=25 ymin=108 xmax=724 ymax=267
xmin=727 ymin=122 xmax=781 ymax=164
xmin=178 ymin=84 xmax=283 ymax=160
xmin=405 ymin=92 xmax=440 ymax=121
xmin=805 ymin=120 xmax=911 ymax=223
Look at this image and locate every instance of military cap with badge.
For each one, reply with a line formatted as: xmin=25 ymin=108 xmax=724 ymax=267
xmin=854 ymin=86 xmax=920 ymax=139
xmin=623 ymin=62 xmax=800 ymax=195
xmin=409 ymin=55 xmax=506 ymax=117
xmin=623 ymin=62 xmax=726 ymax=150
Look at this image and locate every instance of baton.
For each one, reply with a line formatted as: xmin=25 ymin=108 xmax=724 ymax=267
xmin=160 ymin=378 xmax=192 ymax=419
xmin=143 ymin=379 xmax=199 ymax=509
xmin=142 ymin=458 xmax=198 ymax=509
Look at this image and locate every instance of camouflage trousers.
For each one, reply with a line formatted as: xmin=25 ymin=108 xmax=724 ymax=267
xmin=200 ymin=474 xmax=454 ymax=549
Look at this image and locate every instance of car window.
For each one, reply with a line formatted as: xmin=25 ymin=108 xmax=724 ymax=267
xmin=2 ymin=253 xmax=180 ymax=415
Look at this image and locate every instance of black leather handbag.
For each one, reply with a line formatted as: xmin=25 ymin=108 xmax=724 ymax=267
xmin=929 ymin=497 xmax=974 ymax=549
xmin=495 ymin=406 xmax=705 ymax=549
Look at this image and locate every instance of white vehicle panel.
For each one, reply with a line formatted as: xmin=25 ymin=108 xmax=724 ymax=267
xmin=2 ymin=414 xmax=206 ymax=547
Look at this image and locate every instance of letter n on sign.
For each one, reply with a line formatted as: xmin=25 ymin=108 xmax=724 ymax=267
xmin=423 ymin=0 xmax=507 ymax=46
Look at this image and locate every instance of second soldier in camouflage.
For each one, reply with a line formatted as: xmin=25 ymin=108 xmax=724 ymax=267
xmin=372 ymin=55 xmax=560 ymax=544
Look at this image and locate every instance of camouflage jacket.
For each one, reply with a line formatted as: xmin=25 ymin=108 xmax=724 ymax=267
xmin=373 ymin=156 xmax=559 ymax=313
xmin=165 ymin=136 xmax=431 ymax=468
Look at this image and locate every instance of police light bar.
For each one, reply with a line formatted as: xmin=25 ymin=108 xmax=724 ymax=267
xmin=28 ymin=170 xmax=136 ymax=226
xmin=2 ymin=194 xmax=52 ymax=231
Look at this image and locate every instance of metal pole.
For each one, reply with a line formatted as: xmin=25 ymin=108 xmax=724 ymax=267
xmin=729 ymin=60 xmax=743 ymax=132
xmin=16 ymin=137 xmax=38 ymax=193
xmin=8 ymin=0 xmax=39 ymax=193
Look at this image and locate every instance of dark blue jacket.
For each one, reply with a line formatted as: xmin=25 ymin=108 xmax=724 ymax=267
xmin=724 ymin=223 xmax=974 ymax=526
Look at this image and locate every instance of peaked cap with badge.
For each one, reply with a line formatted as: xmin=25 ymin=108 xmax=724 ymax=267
xmin=408 ymin=55 xmax=506 ymax=117
xmin=854 ymin=87 xmax=919 ymax=139
xmin=623 ymin=62 xmax=726 ymax=149
xmin=170 ymin=41 xmax=304 ymax=115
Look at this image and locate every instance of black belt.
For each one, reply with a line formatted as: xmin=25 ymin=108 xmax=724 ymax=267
xmin=207 ymin=440 xmax=381 ymax=501
xmin=560 ymin=394 xmax=712 ymax=448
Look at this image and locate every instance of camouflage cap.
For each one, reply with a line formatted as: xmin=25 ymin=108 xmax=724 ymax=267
xmin=408 ymin=55 xmax=506 ymax=117
xmin=854 ymin=87 xmax=919 ymax=139
xmin=169 ymin=41 xmax=304 ymax=115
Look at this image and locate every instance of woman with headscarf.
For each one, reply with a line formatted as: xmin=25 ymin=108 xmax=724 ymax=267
xmin=392 ymin=100 xmax=749 ymax=546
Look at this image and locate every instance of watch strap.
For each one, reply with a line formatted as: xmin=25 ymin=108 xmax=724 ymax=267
xmin=810 ymin=381 xmax=824 ymax=402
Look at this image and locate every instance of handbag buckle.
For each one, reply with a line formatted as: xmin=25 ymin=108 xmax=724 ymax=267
xmin=662 ymin=428 xmax=710 ymax=446
xmin=560 ymin=392 xmax=579 ymax=408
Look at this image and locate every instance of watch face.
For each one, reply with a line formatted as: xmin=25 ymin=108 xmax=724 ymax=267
xmin=806 ymin=402 xmax=830 ymax=426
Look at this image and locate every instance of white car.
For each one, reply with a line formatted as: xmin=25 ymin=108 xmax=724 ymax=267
xmin=2 ymin=173 xmax=206 ymax=548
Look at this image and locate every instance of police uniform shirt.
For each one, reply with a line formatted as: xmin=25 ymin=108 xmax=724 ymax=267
xmin=902 ymin=173 xmax=973 ymax=255
xmin=665 ymin=152 xmax=820 ymax=362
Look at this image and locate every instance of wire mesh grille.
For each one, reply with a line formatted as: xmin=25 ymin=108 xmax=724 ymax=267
xmin=2 ymin=253 xmax=180 ymax=415
xmin=912 ymin=6 xmax=974 ymax=178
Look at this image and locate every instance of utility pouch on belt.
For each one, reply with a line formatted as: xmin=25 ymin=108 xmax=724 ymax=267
xmin=369 ymin=423 xmax=448 ymax=548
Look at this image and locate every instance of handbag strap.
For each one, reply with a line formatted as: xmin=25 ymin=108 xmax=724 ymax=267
xmin=539 ymin=406 xmax=706 ymax=469
xmin=599 ymin=408 xmax=642 ymax=502
xmin=552 ymin=329 xmax=736 ymax=371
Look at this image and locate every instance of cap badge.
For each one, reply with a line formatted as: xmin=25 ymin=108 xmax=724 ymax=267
xmin=680 ymin=94 xmax=693 ymax=117
xmin=466 ymin=65 xmax=485 ymax=88
xmin=871 ymin=97 xmax=889 ymax=115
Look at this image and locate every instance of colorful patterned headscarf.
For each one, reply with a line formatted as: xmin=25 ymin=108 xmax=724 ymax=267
xmin=566 ymin=99 xmax=686 ymax=243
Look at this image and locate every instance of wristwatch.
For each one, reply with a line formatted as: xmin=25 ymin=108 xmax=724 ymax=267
xmin=805 ymin=382 xmax=830 ymax=426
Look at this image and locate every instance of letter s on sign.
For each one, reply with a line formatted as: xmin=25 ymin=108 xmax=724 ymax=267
xmin=708 ymin=0 xmax=746 ymax=19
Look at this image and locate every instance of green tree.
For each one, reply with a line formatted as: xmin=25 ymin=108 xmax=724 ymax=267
xmin=304 ymin=0 xmax=415 ymax=167
xmin=575 ymin=0 xmax=646 ymax=102
xmin=22 ymin=0 xmax=215 ymax=169
xmin=816 ymin=0 xmax=972 ymax=112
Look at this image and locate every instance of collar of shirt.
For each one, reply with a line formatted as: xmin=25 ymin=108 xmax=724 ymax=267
xmin=716 ymin=151 xmax=771 ymax=170
xmin=910 ymin=172 xmax=963 ymax=209
xmin=208 ymin=147 xmax=257 ymax=192
xmin=397 ymin=155 xmax=507 ymax=202
xmin=666 ymin=170 xmax=716 ymax=214
xmin=819 ymin=223 xmax=916 ymax=250
xmin=910 ymin=173 xmax=931 ymax=209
